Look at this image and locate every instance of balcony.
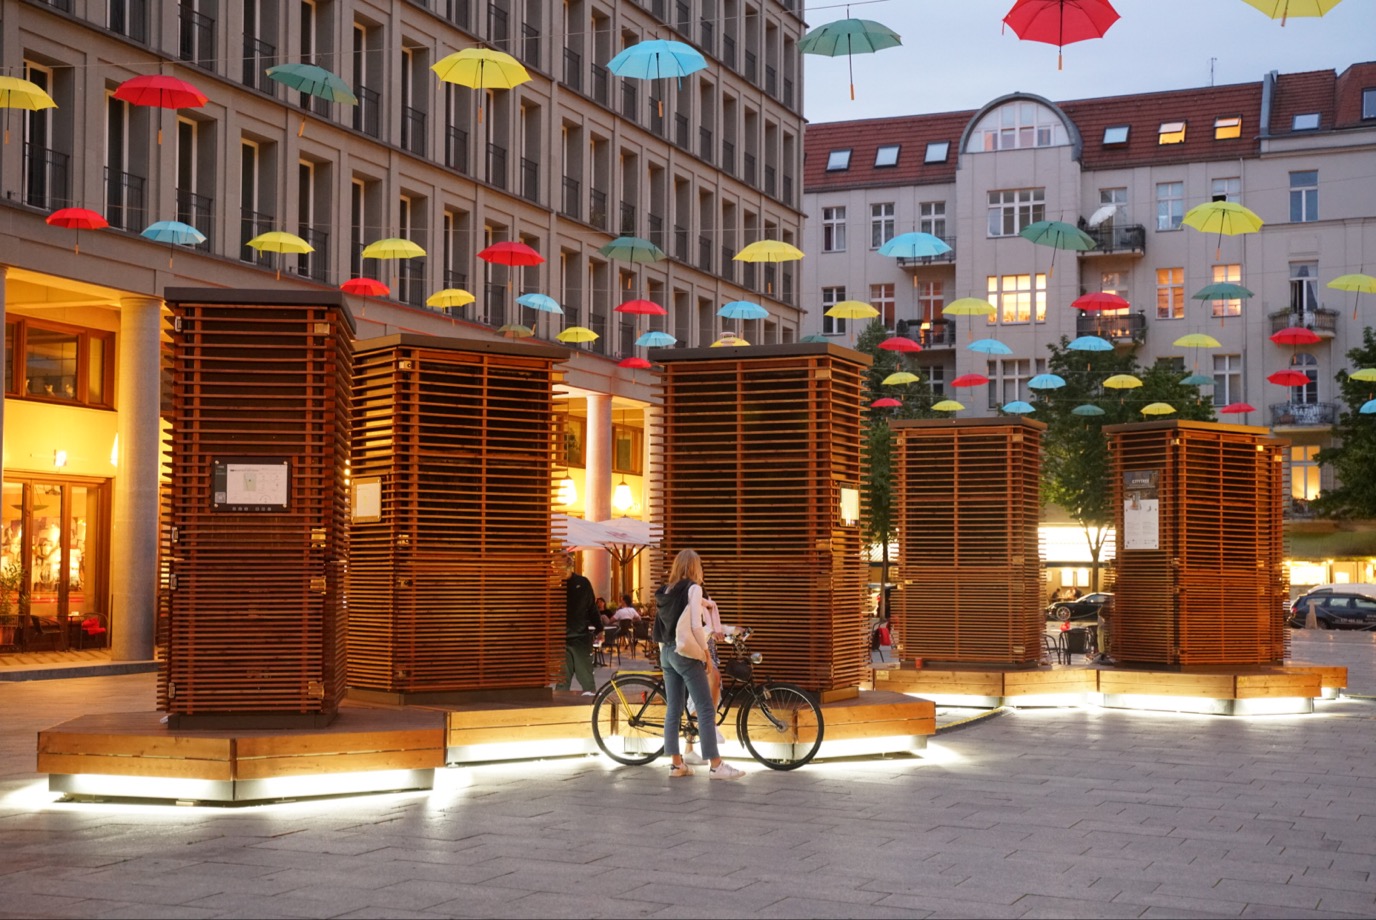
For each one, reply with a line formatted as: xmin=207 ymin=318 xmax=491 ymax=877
xmin=561 ymin=176 xmax=581 ymax=220
xmin=591 ymin=64 xmax=609 ymax=106
xmin=487 ymin=142 xmax=507 ymax=190
xmin=522 ymin=24 xmax=540 ymax=66
xmin=353 ymin=86 xmax=381 ymax=138
xmin=674 ymin=113 xmax=689 ymax=149
xmin=745 ymin=50 xmax=758 ymax=84
xmin=1079 ymin=222 xmax=1146 ymax=256
xmin=698 ymin=235 xmax=712 ymax=272
xmin=673 ymin=225 xmax=688 ymax=262
xmin=242 ymin=38 xmax=279 ymax=96
xmin=487 ymin=6 xmax=510 ymax=50
xmin=720 ymin=245 xmax=735 ymax=283
xmin=765 ymin=65 xmax=777 ymax=99
xmin=445 ymin=125 xmax=468 ymax=173
xmin=743 ymin=152 xmax=757 ymax=187
xmin=721 ymin=139 xmax=735 ymax=176
xmin=178 ymin=6 xmax=214 ymax=67
xmin=296 ymin=225 xmax=329 ymax=282
xmin=698 ymin=126 xmax=713 ymax=163
xmin=764 ymin=165 xmax=776 ymax=198
xmin=402 ymin=106 xmax=427 ymax=156
xmin=620 ymin=201 xmax=637 ymax=236
xmin=519 ymin=157 xmax=539 ymax=203
xmin=1269 ymin=307 xmax=1338 ymax=338
xmin=563 ymin=48 xmax=582 ymax=93
xmin=24 ymin=143 xmax=69 ymax=212
xmin=104 ymin=167 xmax=145 ymax=231
xmin=782 ymin=175 xmax=793 ymax=207
xmin=722 ymin=34 xmax=737 ymax=70
xmin=647 ymin=213 xmax=664 ymax=250
xmin=675 ymin=1 xmax=691 ymax=34
xmin=895 ymin=237 xmax=957 ymax=267
xmin=112 ymin=0 xmax=149 ymax=44
xmin=914 ymin=321 xmax=957 ymax=350
xmin=445 ymin=0 xmax=471 ymax=28
xmin=398 ymin=259 xmax=426 ymax=309
xmin=1075 ymin=310 xmax=1147 ymax=344
xmin=699 ymin=20 xmax=714 ymax=54
xmin=240 ymin=208 xmax=275 ymax=265
xmin=483 ymin=281 xmax=507 ymax=327
xmin=1270 ymin=401 xmax=1337 ymax=431
xmin=175 ymin=189 xmax=213 ymax=251
xmin=589 ymin=189 xmax=608 ymax=231
xmin=783 ymin=77 xmax=794 ymax=111
xmin=621 ymin=82 xmax=638 ymax=120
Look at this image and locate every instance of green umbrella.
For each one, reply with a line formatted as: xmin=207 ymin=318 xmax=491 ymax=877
xmin=1019 ymin=219 xmax=1096 ymax=277
xmin=798 ymin=17 xmax=902 ymax=101
xmin=266 ymin=63 xmax=357 ymax=134
xmin=598 ymin=236 xmax=666 ymax=263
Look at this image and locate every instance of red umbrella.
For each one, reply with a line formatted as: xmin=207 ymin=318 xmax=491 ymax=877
xmin=1270 ymin=327 xmax=1322 ymax=346
xmin=618 ymin=356 xmax=653 ymax=369
xmin=870 ymin=397 xmax=902 ymax=408
xmin=1071 ymin=291 xmax=1129 ymax=312
xmin=1003 ymin=0 xmax=1121 ymax=70
xmin=1268 ymin=370 xmax=1310 ymax=387
xmin=878 ymin=336 xmax=922 ymax=353
xmin=951 ymin=373 xmax=991 ymax=387
xmin=1218 ymin=402 xmax=1256 ymax=414
xmin=113 ymin=74 xmax=207 ymax=143
xmin=614 ymin=299 xmax=668 ymax=316
xmin=341 ymin=277 xmax=390 ymax=297
xmin=478 ymin=241 xmax=544 ymax=266
xmin=46 ymin=207 xmax=108 ymax=253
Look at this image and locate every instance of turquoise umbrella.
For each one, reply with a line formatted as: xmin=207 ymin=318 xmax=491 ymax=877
xmin=637 ymin=330 xmax=677 ymax=347
xmin=1028 ymin=373 xmax=1067 ymax=390
xmin=968 ymin=338 xmax=1012 ymax=355
xmin=1072 ymin=404 xmax=1107 ymax=417
xmin=516 ymin=292 xmax=563 ymax=314
xmin=1181 ymin=373 xmax=1215 ymax=386
xmin=718 ymin=300 xmax=769 ymax=338
xmin=1361 ymin=399 xmax=1376 ymax=414
xmin=876 ymin=231 xmax=950 ymax=260
xmin=1068 ymin=335 xmax=1113 ymax=352
xmin=141 ymin=219 xmax=206 ymax=267
xmin=607 ymin=40 xmax=706 ymax=115
xmin=797 ymin=17 xmax=902 ymax=100
xmin=1002 ymin=400 xmax=1035 ymax=414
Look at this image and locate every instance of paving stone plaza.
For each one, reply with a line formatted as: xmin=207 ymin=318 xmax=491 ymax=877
xmin=1 ymin=631 xmax=1374 ymax=919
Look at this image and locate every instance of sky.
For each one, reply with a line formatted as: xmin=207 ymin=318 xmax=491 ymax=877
xmin=801 ymin=0 xmax=1376 ymax=124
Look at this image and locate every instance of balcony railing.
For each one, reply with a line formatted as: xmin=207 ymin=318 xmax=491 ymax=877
xmin=178 ymin=6 xmax=214 ymax=67
xmin=445 ymin=125 xmax=469 ymax=173
xmin=487 ymin=143 xmax=507 ymax=189
xmin=895 ymin=237 xmax=958 ymax=266
xmin=700 ymin=20 xmax=714 ymax=53
xmin=1270 ymin=402 xmax=1337 ymax=429
xmin=743 ymin=152 xmax=757 ymax=187
xmin=563 ymin=48 xmax=583 ymax=93
xmin=353 ymin=86 xmax=381 ymax=138
xmin=487 ymin=6 xmax=510 ymax=50
xmin=650 ymin=100 xmax=665 ymax=137
xmin=589 ymin=188 xmax=608 ymax=231
xmin=398 ymin=259 xmax=426 ymax=308
xmin=621 ymin=81 xmax=638 ymax=120
xmin=673 ymin=225 xmax=689 ymax=262
xmin=745 ymin=51 xmax=758 ymax=83
xmin=647 ymin=213 xmax=664 ymax=250
xmin=1075 ymin=310 xmax=1147 ymax=343
xmin=36 ymin=0 xmax=71 ymax=10
xmin=698 ymin=235 xmax=712 ymax=272
xmin=175 ymin=189 xmax=213 ymax=251
xmin=783 ymin=77 xmax=794 ymax=110
xmin=104 ymin=167 xmax=145 ymax=231
xmin=24 ymin=143 xmax=68 ymax=212
xmin=742 ymin=262 xmax=757 ymax=291
xmin=698 ymin=126 xmax=713 ymax=162
xmin=1081 ymin=222 xmax=1147 ymax=255
xmin=522 ymin=24 xmax=541 ymax=66
xmin=915 ymin=321 xmax=957 ymax=350
xmin=619 ymin=201 xmax=637 ymax=236
xmin=296 ymin=225 xmax=329 ymax=282
xmin=721 ymin=139 xmax=735 ymax=176
xmin=445 ymin=0 xmax=471 ymax=29
xmin=401 ymin=106 xmax=427 ymax=156
xmin=520 ymin=157 xmax=539 ymax=203
xmin=112 ymin=0 xmax=149 ymax=44
xmin=720 ymin=245 xmax=735 ymax=283
xmin=765 ymin=65 xmax=777 ymax=98
xmin=350 ymin=240 xmax=364 ymax=278
xmin=675 ymin=1 xmax=691 ymax=33
xmin=242 ymin=38 xmax=278 ymax=95
xmin=483 ymin=281 xmax=507 ymax=327
xmin=723 ymin=35 xmax=737 ymax=70
xmin=1269 ymin=307 xmax=1338 ymax=337
xmin=240 ymin=208 xmax=275 ymax=265
xmin=675 ymin=113 xmax=689 ymax=149
xmin=764 ymin=165 xmax=776 ymax=198
xmin=561 ymin=176 xmax=581 ymax=219
xmin=591 ymin=64 xmax=609 ymax=106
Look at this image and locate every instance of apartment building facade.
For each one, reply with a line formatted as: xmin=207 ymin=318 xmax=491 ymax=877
xmin=0 ymin=0 xmax=807 ymax=656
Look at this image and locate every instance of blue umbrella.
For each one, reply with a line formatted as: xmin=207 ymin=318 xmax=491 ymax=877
xmin=1067 ymin=335 xmax=1113 ymax=352
xmin=718 ymin=300 xmax=768 ymax=320
xmin=1002 ymin=400 xmax=1035 ymax=414
xmin=967 ymin=338 xmax=1012 ymax=355
xmin=801 ymin=334 xmax=830 ymax=343
xmin=877 ymin=231 xmax=951 ymax=260
xmin=1072 ymin=404 xmax=1107 ymax=417
xmin=607 ymin=39 xmax=707 ymax=80
xmin=141 ymin=219 xmax=206 ymax=267
xmin=637 ymin=330 xmax=677 ymax=347
xmin=1361 ymin=399 xmax=1376 ymax=414
xmin=1180 ymin=373 xmax=1215 ymax=386
xmin=1028 ymin=373 xmax=1067 ymax=390
xmin=516 ymin=292 xmax=563 ymax=314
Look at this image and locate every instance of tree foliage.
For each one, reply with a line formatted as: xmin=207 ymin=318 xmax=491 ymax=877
xmin=1312 ymin=326 xmax=1376 ymax=519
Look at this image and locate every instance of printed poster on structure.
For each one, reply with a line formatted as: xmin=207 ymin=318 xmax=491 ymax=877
xmin=1122 ymin=469 xmax=1160 ymax=551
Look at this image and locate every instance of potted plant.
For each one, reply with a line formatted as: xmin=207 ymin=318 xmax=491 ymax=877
xmin=0 ymin=562 xmax=27 ymax=649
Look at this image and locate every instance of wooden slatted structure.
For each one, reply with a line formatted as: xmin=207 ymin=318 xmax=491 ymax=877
xmin=161 ymin=290 xmax=354 ymax=729
xmin=649 ymin=343 xmax=870 ymax=696
xmin=1106 ymin=420 xmax=1288 ymax=667
xmin=891 ymin=418 xmax=1045 ymax=666
xmin=348 ymin=334 xmax=567 ymax=702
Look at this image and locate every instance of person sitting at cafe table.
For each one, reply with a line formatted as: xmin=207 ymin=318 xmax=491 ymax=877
xmin=613 ymin=594 xmax=640 ymax=623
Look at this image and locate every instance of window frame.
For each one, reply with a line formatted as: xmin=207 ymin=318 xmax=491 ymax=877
xmin=5 ymin=316 xmax=115 ymax=409
xmin=1210 ymin=264 xmax=1243 ymax=317
xmin=825 ymin=149 xmax=851 ymax=171
xmin=821 ymin=205 xmax=847 ymax=252
xmin=1364 ymin=88 xmax=1376 ymax=120
xmin=986 ymin=273 xmax=1047 ymax=325
xmin=1156 ymin=267 xmax=1185 ymax=320
xmin=1289 ymin=170 xmax=1318 ymax=223
xmin=923 ymin=141 xmax=948 ymax=163
xmin=870 ymin=202 xmax=895 ymax=250
xmin=611 ymin=423 xmax=643 ymax=475
xmin=821 ymin=285 xmax=847 ymax=336
xmin=1212 ymin=353 xmax=1242 ymax=407
xmin=874 ymin=144 xmax=900 ymax=167
xmin=1213 ymin=116 xmax=1242 ymax=140
xmin=1156 ymin=181 xmax=1184 ymax=231
xmin=1157 ymin=121 xmax=1186 ymax=144
xmin=1102 ymin=124 xmax=1129 ymax=145
xmin=986 ymin=187 xmax=1045 ymax=238
xmin=1291 ymin=112 xmax=1320 ymax=131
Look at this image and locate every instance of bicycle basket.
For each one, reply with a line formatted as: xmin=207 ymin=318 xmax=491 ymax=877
xmin=725 ymin=659 xmax=753 ymax=681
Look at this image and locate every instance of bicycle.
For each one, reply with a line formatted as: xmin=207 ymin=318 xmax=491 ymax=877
xmin=589 ymin=626 xmax=825 ymax=771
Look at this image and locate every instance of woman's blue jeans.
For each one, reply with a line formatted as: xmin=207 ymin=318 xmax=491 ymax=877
xmin=659 ymin=643 xmax=719 ymax=761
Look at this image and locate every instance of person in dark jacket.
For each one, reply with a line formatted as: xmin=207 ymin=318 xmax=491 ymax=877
xmin=553 ymin=550 xmax=601 ymax=693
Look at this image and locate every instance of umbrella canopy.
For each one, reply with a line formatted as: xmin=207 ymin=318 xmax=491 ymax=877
xmin=1361 ymin=398 xmax=1376 ymax=415
xmin=265 ymin=63 xmax=357 ymax=103
xmin=1349 ymin=368 xmax=1376 ymax=382
xmin=637 ymin=331 xmax=677 ymax=347
xmin=1328 ymin=273 xmax=1376 ymax=294
xmin=1181 ymin=373 xmax=1216 ymax=386
xmin=1086 ymin=203 xmax=1118 ymax=227
xmin=1003 ymin=0 xmax=1121 ymax=69
xmin=1002 ymin=400 xmax=1036 ymax=414
xmin=1173 ymin=333 xmax=1222 ymax=348
xmin=432 ymin=48 xmax=531 ymax=89
xmin=1192 ymin=281 xmax=1255 ymax=301
xmin=113 ymin=75 xmax=207 ymax=109
xmin=615 ymin=299 xmax=668 ymax=316
xmin=45 ymin=207 xmax=107 ymax=253
xmin=1028 ymin=373 xmax=1067 ymax=389
xmin=825 ymin=300 xmax=879 ymax=320
xmin=0 ymin=75 xmax=56 ymax=141
xmin=1141 ymin=402 xmax=1177 ymax=416
xmin=870 ymin=397 xmax=903 ymax=408
xmin=1020 ymin=219 xmax=1097 ymax=250
xmin=427 ymin=288 xmax=476 ymax=309
xmin=1072 ymin=403 xmax=1107 ymax=417
xmin=1068 ymin=335 xmax=1113 ymax=351
xmin=800 ymin=334 xmax=830 ymax=343
xmin=1240 ymin=0 xmax=1344 ymax=25
xmin=951 ymin=373 xmax=990 ymax=388
xmin=932 ymin=400 xmax=965 ymax=412
xmin=718 ymin=300 xmax=769 ymax=320
xmin=878 ymin=336 xmax=922 ymax=353
xmin=1218 ymin=402 xmax=1256 ymax=414
xmin=877 ymin=231 xmax=951 ymax=260
xmin=711 ymin=331 xmax=749 ymax=347
xmin=247 ymin=230 xmax=313 ymax=254
xmin=1268 ymin=370 xmax=1310 ymax=386
xmin=608 ymin=39 xmax=707 ymax=80
xmin=598 ymin=236 xmax=666 ymax=263
xmin=141 ymin=219 xmax=205 ymax=245
xmin=1183 ymin=200 xmax=1264 ymax=257
xmin=557 ymin=326 xmax=599 ymax=343
xmin=798 ymin=17 xmax=902 ymax=100
xmin=942 ymin=298 xmax=997 ymax=317
xmin=1072 ymin=292 xmax=1129 ymax=312
xmin=967 ymin=338 xmax=1012 ymax=355
xmin=479 ymin=241 xmax=544 ymax=266
xmin=498 ymin=323 xmax=534 ymax=338
xmin=618 ymin=356 xmax=653 ymax=370
xmin=361 ymin=237 xmax=425 ymax=260
xmin=1271 ymin=327 xmax=1322 ymax=345
xmin=1103 ymin=374 xmax=1143 ymax=389
xmin=882 ymin=371 xmax=920 ymax=386
xmin=517 ymin=292 xmax=564 ymax=314
xmin=734 ymin=240 xmax=804 ymax=265
xmin=341 ymin=277 xmax=390 ymax=297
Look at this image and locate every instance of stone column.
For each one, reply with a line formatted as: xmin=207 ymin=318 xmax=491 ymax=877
xmin=584 ymin=393 xmax=612 ymax=598
xmin=110 ymin=296 xmax=163 ymax=661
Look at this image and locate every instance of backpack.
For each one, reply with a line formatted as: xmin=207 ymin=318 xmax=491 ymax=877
xmin=653 ymin=579 xmax=692 ymax=644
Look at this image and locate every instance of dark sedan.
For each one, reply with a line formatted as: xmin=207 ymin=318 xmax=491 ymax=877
xmin=1288 ymin=591 xmax=1376 ymax=630
xmin=1047 ymin=592 xmax=1113 ymax=622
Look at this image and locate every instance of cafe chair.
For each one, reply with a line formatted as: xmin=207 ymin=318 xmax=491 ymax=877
xmin=78 ymin=613 xmax=108 ymax=649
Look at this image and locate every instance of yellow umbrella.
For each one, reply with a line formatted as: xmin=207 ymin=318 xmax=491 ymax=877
xmin=942 ymin=297 xmax=996 ymax=317
xmin=1141 ymin=402 xmax=1177 ymax=416
xmin=0 ymin=75 xmax=57 ymax=144
xmin=1240 ymin=0 xmax=1344 ymax=26
xmin=1182 ymin=200 xmax=1263 ymax=258
xmin=247 ymin=230 xmax=313 ymax=280
xmin=1172 ymin=334 xmax=1221 ymax=348
xmin=556 ymin=325 xmax=599 ymax=343
xmin=710 ymin=335 xmax=750 ymax=347
xmin=1104 ymin=374 xmax=1143 ymax=389
xmin=826 ymin=300 xmax=879 ymax=320
xmin=733 ymin=239 xmax=803 ymax=294
xmin=1329 ymin=273 xmax=1376 ymax=318
xmin=932 ymin=399 xmax=964 ymax=412
xmin=1349 ymin=368 xmax=1376 ymax=382
xmin=427 ymin=288 xmax=476 ymax=310
xmin=882 ymin=371 xmax=920 ymax=386
xmin=432 ymin=48 xmax=531 ymax=123
xmin=361 ymin=237 xmax=426 ymax=260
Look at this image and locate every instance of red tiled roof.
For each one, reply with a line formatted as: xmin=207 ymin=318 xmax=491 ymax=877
xmin=1331 ymin=61 xmax=1376 ymax=127
xmin=804 ymin=110 xmax=973 ymax=192
xmin=1268 ymin=68 xmax=1337 ymax=134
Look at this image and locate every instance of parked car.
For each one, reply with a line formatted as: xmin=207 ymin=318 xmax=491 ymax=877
xmin=1047 ymin=592 xmax=1113 ymax=622
xmin=1288 ymin=589 xmax=1376 ymax=630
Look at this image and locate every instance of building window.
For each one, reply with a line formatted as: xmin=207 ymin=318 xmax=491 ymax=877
xmin=870 ymin=202 xmax=895 ymax=249
xmin=987 ymin=273 xmax=1046 ymax=325
xmin=1213 ymin=116 xmax=1242 ymax=140
xmin=1156 ymin=181 xmax=1184 ymax=231
xmin=990 ymin=358 xmax=1035 ymax=408
xmin=821 ymin=206 xmax=846 ymax=252
xmin=919 ymin=201 xmax=946 ymax=239
xmin=874 ymin=144 xmax=899 ymax=167
xmin=917 ymin=281 xmax=943 ymax=324
xmin=825 ymin=149 xmax=850 ymax=171
xmin=1289 ymin=170 xmax=1318 ymax=222
xmin=1290 ymin=261 xmax=1318 ymax=313
xmin=1364 ymin=88 xmax=1376 ymax=120
xmin=870 ymin=283 xmax=895 ymax=328
xmin=1292 ymin=112 xmax=1320 ymax=131
xmin=1103 ymin=124 xmax=1129 ymax=145
xmin=821 ymin=286 xmax=846 ymax=336
xmin=1099 ymin=271 xmax=1128 ymax=304
xmin=1291 ymin=353 xmax=1318 ymax=404
xmin=1211 ymin=176 xmax=1241 ymax=203
xmin=1156 ymin=267 xmax=1184 ymax=319
xmin=987 ymin=188 xmax=1045 ymax=237
xmin=1212 ymin=353 xmax=1242 ymax=407
xmin=973 ymin=100 xmax=1067 ymax=152
xmin=5 ymin=317 xmax=113 ymax=407
xmin=923 ymin=141 xmax=948 ymax=163
xmin=1157 ymin=121 xmax=1186 ymax=144
xmin=1290 ymin=445 xmax=1321 ymax=507
xmin=611 ymin=424 xmax=642 ymax=475
xmin=1210 ymin=264 xmax=1243 ymax=317
xmin=926 ymin=364 xmax=945 ymax=398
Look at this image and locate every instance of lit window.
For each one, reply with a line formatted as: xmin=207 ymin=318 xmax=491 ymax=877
xmin=1364 ymin=88 xmax=1376 ymax=120
xmin=1103 ymin=125 xmax=1129 ymax=145
xmin=875 ymin=145 xmax=900 ymax=167
xmin=1214 ymin=116 xmax=1242 ymax=140
xmin=826 ymin=149 xmax=851 ymax=171
xmin=987 ymin=188 xmax=1045 ymax=237
xmin=1292 ymin=112 xmax=1320 ymax=131
xmin=923 ymin=141 xmax=949 ymax=163
xmin=6 ymin=318 xmax=114 ymax=407
xmin=1158 ymin=121 xmax=1186 ymax=144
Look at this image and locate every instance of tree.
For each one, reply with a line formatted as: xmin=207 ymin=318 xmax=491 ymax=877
xmin=1312 ymin=327 xmax=1376 ymax=519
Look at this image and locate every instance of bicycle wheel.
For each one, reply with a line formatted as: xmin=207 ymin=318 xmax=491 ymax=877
xmin=591 ymin=675 xmax=667 ymax=765
xmin=738 ymin=683 xmax=824 ymax=770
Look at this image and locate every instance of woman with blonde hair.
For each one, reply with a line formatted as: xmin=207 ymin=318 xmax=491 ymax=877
xmin=652 ymin=548 xmax=744 ymax=780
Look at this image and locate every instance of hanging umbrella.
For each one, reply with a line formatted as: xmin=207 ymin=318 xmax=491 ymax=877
xmin=1019 ymin=219 xmax=1096 ymax=276
xmin=1103 ymin=374 xmax=1142 ymax=389
xmin=718 ymin=300 xmax=769 ymax=321
xmin=711 ymin=332 xmax=750 ymax=347
xmin=1268 ymin=370 xmax=1310 ymax=386
xmin=1219 ymin=402 xmax=1256 ymax=415
xmin=1182 ymin=200 xmax=1264 ymax=259
xmin=1361 ymin=399 xmax=1376 ymax=415
xmin=479 ymin=241 xmax=544 ymax=266
xmin=943 ymin=297 xmax=996 ymax=340
xmin=557 ymin=326 xmax=599 ymax=344
xmin=1071 ymin=292 xmax=1129 ymax=312
xmin=141 ymin=219 xmax=206 ymax=267
xmin=877 ymin=231 xmax=950 ymax=260
xmin=797 ymin=17 xmax=902 ymax=100
xmin=1271 ymin=327 xmax=1322 ymax=346
xmin=432 ymin=48 xmax=530 ymax=124
xmin=870 ymin=397 xmax=902 ymax=409
xmin=1240 ymin=0 xmax=1344 ymax=26
xmin=1349 ymin=368 xmax=1376 ymax=382
xmin=951 ymin=373 xmax=990 ymax=388
xmin=1002 ymin=0 xmax=1121 ymax=70
xmin=615 ymin=299 xmax=667 ymax=316
xmin=361 ymin=237 xmax=426 ymax=260
xmin=1328 ymin=273 xmax=1376 ymax=319
xmin=932 ymin=399 xmax=965 ymax=412
xmin=341 ymin=277 xmax=390 ymax=297
xmin=637 ymin=331 xmax=677 ymax=347
xmin=247 ymin=230 xmax=314 ymax=280
xmin=599 ymin=235 xmax=666 ymax=263
xmin=882 ymin=371 xmax=920 ymax=386
xmin=1072 ymin=403 xmax=1106 ymax=417
xmin=265 ymin=63 xmax=357 ymax=134
xmin=607 ymin=40 xmax=707 ymax=115
xmin=45 ymin=207 xmax=108 ymax=254
xmin=1142 ymin=402 xmax=1177 ymax=417
xmin=1181 ymin=374 xmax=1216 ymax=386
xmin=0 ymin=75 xmax=56 ymax=144
xmin=499 ymin=323 xmax=534 ymax=338
xmin=1192 ymin=282 xmax=1255 ymax=305
xmin=427 ymin=288 xmax=476 ymax=310
xmin=619 ymin=356 xmax=653 ymax=370
xmin=1173 ymin=333 xmax=1221 ymax=348
xmin=734 ymin=239 xmax=803 ymax=294
xmin=113 ymin=74 xmax=207 ymax=144
xmin=1028 ymin=373 xmax=1067 ymax=390
xmin=800 ymin=334 xmax=831 ymax=343
xmin=1002 ymin=400 xmax=1036 ymax=414
xmin=967 ymin=338 xmax=1012 ymax=355
xmin=878 ymin=336 xmax=922 ymax=353
xmin=826 ymin=300 xmax=879 ymax=321
xmin=517 ymin=293 xmax=564 ymax=314
xmin=1068 ymin=335 xmax=1113 ymax=351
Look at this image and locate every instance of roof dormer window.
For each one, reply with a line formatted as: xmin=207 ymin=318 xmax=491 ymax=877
xmin=1213 ymin=116 xmax=1242 ymax=140
xmin=826 ymin=149 xmax=852 ymax=171
xmin=875 ymin=145 xmax=900 ymax=167
xmin=923 ymin=142 xmax=949 ymax=163
xmin=1158 ymin=121 xmax=1186 ymax=145
xmin=1103 ymin=125 xmax=1129 ymax=146
xmin=1292 ymin=112 xmax=1320 ymax=131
